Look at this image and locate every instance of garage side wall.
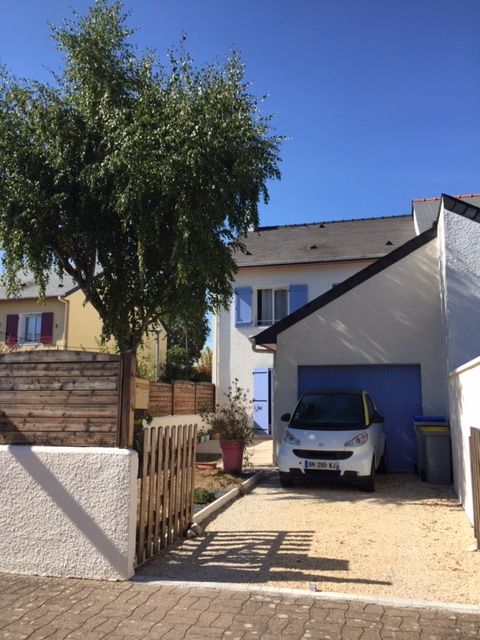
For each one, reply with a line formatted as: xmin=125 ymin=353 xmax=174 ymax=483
xmin=274 ymin=240 xmax=446 ymax=455
xmin=438 ymin=204 xmax=480 ymax=372
xmin=448 ymin=356 xmax=480 ymax=524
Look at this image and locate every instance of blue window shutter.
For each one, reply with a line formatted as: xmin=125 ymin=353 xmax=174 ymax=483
xmin=289 ymin=284 xmax=308 ymax=313
xmin=235 ymin=287 xmax=253 ymax=326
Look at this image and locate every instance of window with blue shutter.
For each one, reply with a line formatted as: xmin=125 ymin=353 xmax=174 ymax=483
xmin=289 ymin=284 xmax=308 ymax=313
xmin=235 ymin=287 xmax=253 ymax=327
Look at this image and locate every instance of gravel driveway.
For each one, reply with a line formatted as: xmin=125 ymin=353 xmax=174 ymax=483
xmin=137 ymin=473 xmax=480 ymax=605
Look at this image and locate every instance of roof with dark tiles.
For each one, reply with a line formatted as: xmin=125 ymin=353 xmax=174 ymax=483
xmin=233 ymin=215 xmax=416 ymax=268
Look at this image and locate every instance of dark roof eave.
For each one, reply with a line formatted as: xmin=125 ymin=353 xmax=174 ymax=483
xmin=254 ymin=223 xmax=439 ymax=347
xmin=63 ymin=283 xmax=82 ymax=297
xmin=441 ymin=193 xmax=480 ymax=222
xmin=0 ymin=294 xmax=65 ymax=303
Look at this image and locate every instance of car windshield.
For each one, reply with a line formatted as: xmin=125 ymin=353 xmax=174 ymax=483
xmin=290 ymin=392 xmax=366 ymax=430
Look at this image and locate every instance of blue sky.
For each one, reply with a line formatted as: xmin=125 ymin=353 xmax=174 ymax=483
xmin=1 ymin=0 xmax=479 ymax=226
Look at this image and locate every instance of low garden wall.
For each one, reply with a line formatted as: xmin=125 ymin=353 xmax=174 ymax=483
xmin=0 ymin=446 xmax=137 ymax=580
xmin=448 ymin=354 xmax=480 ymax=525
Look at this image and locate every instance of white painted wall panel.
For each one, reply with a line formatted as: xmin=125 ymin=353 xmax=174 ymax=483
xmin=438 ymin=203 xmax=480 ymax=372
xmin=0 ymin=446 xmax=138 ymax=581
xmin=448 ymin=357 xmax=480 ymax=524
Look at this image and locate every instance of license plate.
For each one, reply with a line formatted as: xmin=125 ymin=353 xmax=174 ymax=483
xmin=304 ymin=460 xmax=340 ymax=471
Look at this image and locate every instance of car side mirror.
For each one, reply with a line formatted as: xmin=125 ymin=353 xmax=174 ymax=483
xmin=371 ymin=413 xmax=384 ymax=424
xmin=280 ymin=413 xmax=291 ymax=422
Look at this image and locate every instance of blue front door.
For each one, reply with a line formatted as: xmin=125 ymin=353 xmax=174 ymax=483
xmin=298 ymin=365 xmax=423 ymax=471
xmin=253 ymin=368 xmax=271 ymax=434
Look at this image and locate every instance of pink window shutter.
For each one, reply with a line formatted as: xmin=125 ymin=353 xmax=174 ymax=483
xmin=40 ymin=312 xmax=54 ymax=344
xmin=5 ymin=314 xmax=19 ymax=346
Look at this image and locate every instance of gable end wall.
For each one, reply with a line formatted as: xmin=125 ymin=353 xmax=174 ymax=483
xmin=274 ymin=239 xmax=446 ymax=455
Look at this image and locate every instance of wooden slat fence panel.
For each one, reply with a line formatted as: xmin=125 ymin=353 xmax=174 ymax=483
xmin=470 ymin=427 xmax=480 ymax=545
xmin=148 ymin=381 xmax=215 ymax=417
xmin=173 ymin=381 xmax=196 ymax=414
xmin=0 ymin=350 xmax=135 ymax=447
xmin=195 ymin=382 xmax=215 ymax=413
xmin=136 ymin=423 xmax=197 ymax=565
xmin=148 ymin=382 xmax=173 ymax=416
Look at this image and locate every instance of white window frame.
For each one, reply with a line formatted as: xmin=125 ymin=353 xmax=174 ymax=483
xmin=18 ymin=313 xmax=42 ymax=345
xmin=256 ymin=288 xmax=288 ymax=327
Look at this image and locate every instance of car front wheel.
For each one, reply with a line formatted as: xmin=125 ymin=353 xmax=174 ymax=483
xmin=377 ymin=451 xmax=387 ymax=474
xmin=359 ymin=458 xmax=375 ymax=493
xmin=279 ymin=471 xmax=293 ymax=488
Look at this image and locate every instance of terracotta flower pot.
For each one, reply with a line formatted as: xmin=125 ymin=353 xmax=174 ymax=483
xmin=219 ymin=438 xmax=244 ymax=475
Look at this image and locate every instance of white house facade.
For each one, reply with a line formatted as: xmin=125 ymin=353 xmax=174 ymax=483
xmin=213 ymin=215 xmax=416 ymax=433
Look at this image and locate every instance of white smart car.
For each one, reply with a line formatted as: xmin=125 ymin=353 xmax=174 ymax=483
xmin=277 ymin=389 xmax=386 ymax=492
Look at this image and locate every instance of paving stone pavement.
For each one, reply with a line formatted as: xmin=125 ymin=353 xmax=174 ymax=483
xmin=0 ymin=573 xmax=479 ymax=640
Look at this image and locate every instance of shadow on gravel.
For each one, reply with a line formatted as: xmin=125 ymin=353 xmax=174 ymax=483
xmin=263 ymin=472 xmax=461 ymax=508
xmin=137 ymin=529 xmax=391 ymax=586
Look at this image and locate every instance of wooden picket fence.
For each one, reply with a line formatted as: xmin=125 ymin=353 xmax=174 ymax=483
xmin=470 ymin=427 xmax=480 ymax=545
xmin=136 ymin=423 xmax=197 ymax=565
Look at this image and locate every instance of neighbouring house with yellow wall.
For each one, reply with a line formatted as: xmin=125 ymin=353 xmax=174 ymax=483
xmin=0 ymin=272 xmax=167 ymax=378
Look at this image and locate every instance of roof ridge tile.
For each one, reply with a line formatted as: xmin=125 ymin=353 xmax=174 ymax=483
xmin=257 ymin=213 xmax=411 ymax=231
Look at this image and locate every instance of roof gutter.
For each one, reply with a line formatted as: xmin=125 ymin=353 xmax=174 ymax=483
xmin=249 ymin=336 xmax=276 ymax=353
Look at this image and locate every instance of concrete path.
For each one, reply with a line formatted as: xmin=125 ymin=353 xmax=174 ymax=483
xmin=1 ymin=572 xmax=479 ymax=639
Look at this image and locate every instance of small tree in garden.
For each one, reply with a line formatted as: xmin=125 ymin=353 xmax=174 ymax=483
xmin=163 ymin=310 xmax=209 ymax=380
xmin=0 ymin=1 xmax=282 ymax=354
xmin=193 ymin=346 xmax=213 ymax=381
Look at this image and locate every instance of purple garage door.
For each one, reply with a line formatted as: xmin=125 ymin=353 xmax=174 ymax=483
xmin=298 ymin=365 xmax=422 ymax=471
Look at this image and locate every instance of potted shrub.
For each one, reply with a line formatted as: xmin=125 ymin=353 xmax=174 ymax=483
xmin=201 ymin=379 xmax=254 ymax=474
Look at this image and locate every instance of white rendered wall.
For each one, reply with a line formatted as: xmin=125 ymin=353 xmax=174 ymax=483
xmin=0 ymin=446 xmax=138 ymax=581
xmin=438 ymin=203 xmax=480 ymax=372
xmin=448 ymin=356 xmax=480 ymax=524
xmin=273 ymin=240 xmax=446 ymax=456
xmin=214 ymin=261 xmax=372 ymax=403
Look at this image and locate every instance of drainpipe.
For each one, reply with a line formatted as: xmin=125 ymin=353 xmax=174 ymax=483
xmin=155 ymin=328 xmax=161 ymax=381
xmin=214 ymin=312 xmax=220 ymax=395
xmin=58 ymin=295 xmax=70 ymax=349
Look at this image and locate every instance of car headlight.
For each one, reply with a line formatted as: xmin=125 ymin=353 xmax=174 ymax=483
xmin=344 ymin=433 xmax=368 ymax=447
xmin=284 ymin=429 xmax=301 ymax=445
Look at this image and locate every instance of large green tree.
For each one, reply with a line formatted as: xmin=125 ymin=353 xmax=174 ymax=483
xmin=0 ymin=1 xmax=281 ymax=352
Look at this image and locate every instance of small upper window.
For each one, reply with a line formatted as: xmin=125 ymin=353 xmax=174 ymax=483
xmin=257 ymin=289 xmax=288 ymax=326
xmin=21 ymin=314 xmax=42 ymax=344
